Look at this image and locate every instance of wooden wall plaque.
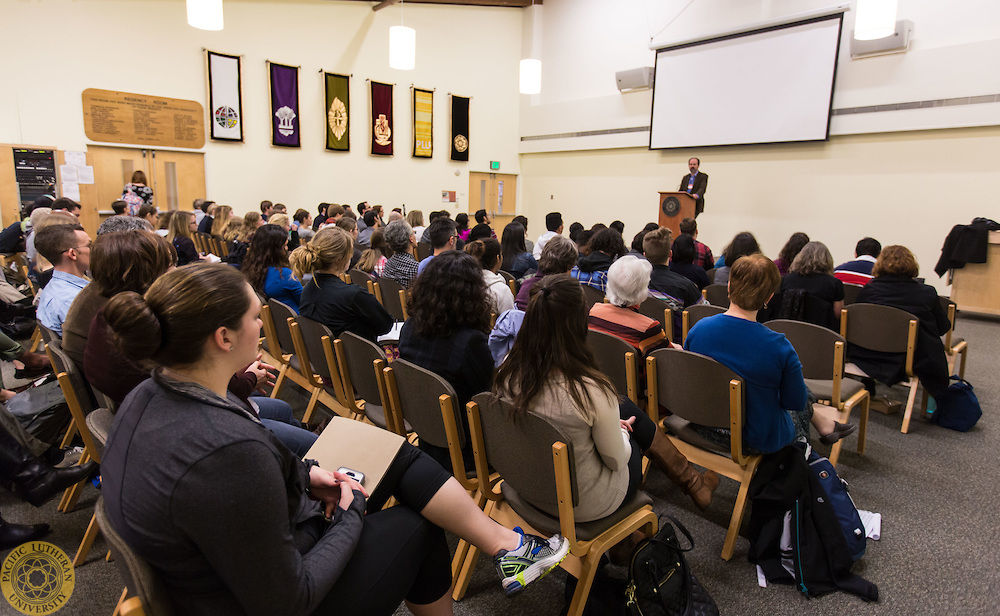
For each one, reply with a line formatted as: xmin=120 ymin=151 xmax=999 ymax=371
xmin=82 ymin=88 xmax=205 ymax=149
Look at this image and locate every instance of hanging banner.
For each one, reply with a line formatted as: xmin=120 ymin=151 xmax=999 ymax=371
xmin=325 ymin=73 xmax=350 ymax=151
xmin=451 ymin=95 xmax=469 ymax=161
xmin=412 ymin=88 xmax=433 ymax=158
xmin=269 ymin=62 xmax=300 ymax=147
xmin=370 ymin=81 xmax=393 ymax=156
xmin=207 ymin=51 xmax=243 ymax=141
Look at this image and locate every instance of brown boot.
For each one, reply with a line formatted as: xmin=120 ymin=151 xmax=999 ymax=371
xmin=645 ymin=429 xmax=720 ymax=510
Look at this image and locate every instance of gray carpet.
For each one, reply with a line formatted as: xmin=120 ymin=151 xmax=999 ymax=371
xmin=3 ymin=313 xmax=997 ymax=615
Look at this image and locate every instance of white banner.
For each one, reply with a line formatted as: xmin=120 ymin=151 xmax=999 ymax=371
xmin=208 ymin=51 xmax=243 ymax=141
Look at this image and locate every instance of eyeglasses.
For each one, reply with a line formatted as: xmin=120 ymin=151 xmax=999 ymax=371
xmin=64 ymin=242 xmax=91 ymax=253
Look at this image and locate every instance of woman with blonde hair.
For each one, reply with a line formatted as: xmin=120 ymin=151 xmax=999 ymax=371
xmin=357 ymin=229 xmax=389 ymax=277
xmin=292 ymin=226 xmax=393 ymax=342
xmin=166 ymin=210 xmax=200 ymax=266
xmin=210 ymin=205 xmax=233 ymax=239
xmin=406 ymin=210 xmax=425 ymax=242
xmin=243 ymin=210 xmax=264 ymax=231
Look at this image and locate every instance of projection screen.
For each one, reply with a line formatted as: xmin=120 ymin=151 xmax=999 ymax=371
xmin=650 ymin=13 xmax=844 ymax=149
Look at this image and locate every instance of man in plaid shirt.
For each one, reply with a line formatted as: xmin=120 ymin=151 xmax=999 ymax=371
xmin=680 ymin=217 xmax=714 ymax=270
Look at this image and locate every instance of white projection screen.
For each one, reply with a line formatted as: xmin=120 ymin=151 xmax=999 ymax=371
xmin=650 ymin=14 xmax=844 ymax=149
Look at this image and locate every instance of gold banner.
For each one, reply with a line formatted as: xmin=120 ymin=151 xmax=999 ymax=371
xmin=413 ymin=88 xmax=433 ymax=158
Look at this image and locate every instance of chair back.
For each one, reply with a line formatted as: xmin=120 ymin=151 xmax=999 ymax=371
xmin=347 ymin=268 xmax=374 ymax=292
xmin=85 ymin=408 xmax=115 ymax=460
xmin=841 ymin=303 xmax=917 ymax=354
xmin=703 ymin=283 xmax=730 ymax=308
xmin=681 ymin=304 xmax=725 ymax=344
xmin=416 ymin=241 xmax=432 ymax=261
xmin=469 ymin=393 xmax=578 ymax=517
xmin=939 ymin=296 xmax=957 ymax=345
xmin=581 ymin=285 xmax=606 ymax=311
xmin=498 ymin=269 xmax=519 ymax=295
xmin=374 ymin=277 xmax=407 ymax=321
xmin=39 ymin=322 xmax=61 ymax=346
xmin=337 ymin=332 xmax=385 ymax=404
xmin=647 ymin=348 xmax=741 ymax=431
xmin=637 ymin=295 xmax=673 ymax=340
xmin=46 ymin=343 xmax=101 ymax=461
xmin=705 ymin=267 xmax=716 ymax=282
xmin=266 ymin=299 xmax=298 ymax=355
xmin=842 ymin=283 xmax=863 ymax=305
xmin=586 ymin=329 xmax=638 ymax=404
xmin=766 ymin=319 xmax=842 ymax=380
xmin=293 ymin=316 xmax=337 ymax=384
xmin=385 ymin=359 xmax=462 ymax=449
xmin=95 ymin=499 xmax=175 ymax=616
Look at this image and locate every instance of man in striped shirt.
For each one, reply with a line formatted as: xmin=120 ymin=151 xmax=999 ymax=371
xmin=834 ymin=237 xmax=881 ymax=286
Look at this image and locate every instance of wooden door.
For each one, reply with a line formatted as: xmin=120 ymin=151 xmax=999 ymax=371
xmin=468 ymin=172 xmax=517 ymax=237
xmin=88 ymin=145 xmax=149 ymax=213
xmin=149 ymin=149 xmax=206 ymax=212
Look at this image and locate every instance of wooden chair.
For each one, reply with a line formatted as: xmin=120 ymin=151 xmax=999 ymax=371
xmin=287 ymin=316 xmax=354 ymax=423
xmin=45 ymin=344 xmax=103 ymax=513
xmin=74 ymin=408 xmax=114 ymax=567
xmin=346 ymin=268 xmax=375 ymax=294
xmin=372 ymin=277 xmax=408 ymax=321
xmin=766 ymin=319 xmax=869 ymax=467
xmin=416 ymin=241 xmax=433 ymax=261
xmin=940 ymin=297 xmax=968 ymax=378
xmin=97 ymin=498 xmax=175 ymax=616
xmin=840 ymin=303 xmax=921 ymax=433
xmin=263 ymin=299 xmax=314 ymax=399
xmin=646 ymin=348 xmax=761 ymax=560
xmin=842 ymin=283 xmax=863 ymax=306
xmin=702 ymin=283 xmax=730 ymax=308
xmin=454 ymin=394 xmax=658 ymax=612
xmin=382 ymin=359 xmax=488 ymax=590
xmin=581 ymin=285 xmax=605 ymax=311
xmin=38 ymin=322 xmax=61 ymax=347
xmin=637 ymin=295 xmax=674 ymax=342
xmin=681 ymin=304 xmax=725 ymax=345
xmin=498 ymin=269 xmax=519 ymax=295
xmin=585 ymin=329 xmax=640 ymax=405
xmin=334 ymin=333 xmax=397 ymax=433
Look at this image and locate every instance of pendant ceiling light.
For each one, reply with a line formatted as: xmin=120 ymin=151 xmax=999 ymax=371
xmin=519 ymin=59 xmax=542 ymax=95
xmin=854 ymin=0 xmax=897 ymax=40
xmin=389 ymin=2 xmax=415 ymax=70
xmin=187 ymin=0 xmax=224 ymax=31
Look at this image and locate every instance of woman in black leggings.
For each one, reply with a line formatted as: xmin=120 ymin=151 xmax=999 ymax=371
xmin=99 ymin=263 xmax=568 ymax=616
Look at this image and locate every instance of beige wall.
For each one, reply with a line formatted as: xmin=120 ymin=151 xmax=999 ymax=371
xmin=0 ymin=0 xmax=522 ymax=219
xmin=519 ymin=126 xmax=1000 ymax=294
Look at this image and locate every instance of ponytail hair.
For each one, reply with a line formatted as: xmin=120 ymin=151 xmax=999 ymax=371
xmin=464 ymin=238 xmax=501 ymax=271
xmin=289 ymin=226 xmax=353 ymax=280
xmin=104 ymin=263 xmax=251 ymax=367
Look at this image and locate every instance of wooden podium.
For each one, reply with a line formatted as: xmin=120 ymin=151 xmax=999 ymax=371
xmin=657 ymin=192 xmax=696 ymax=239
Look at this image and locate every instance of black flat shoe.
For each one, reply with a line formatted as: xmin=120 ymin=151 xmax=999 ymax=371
xmin=0 ymin=520 xmax=50 ymax=551
xmin=13 ymin=365 xmax=51 ymax=380
xmin=819 ymin=422 xmax=856 ymax=445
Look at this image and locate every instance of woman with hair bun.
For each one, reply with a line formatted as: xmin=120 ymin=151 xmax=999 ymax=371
xmin=465 ymin=238 xmax=515 ymax=314
xmin=100 ymin=263 xmax=568 ymax=615
xmin=291 ymin=226 xmax=393 ymax=343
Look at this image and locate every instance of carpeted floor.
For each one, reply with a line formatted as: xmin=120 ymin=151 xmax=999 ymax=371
xmin=3 ymin=312 xmax=997 ymax=615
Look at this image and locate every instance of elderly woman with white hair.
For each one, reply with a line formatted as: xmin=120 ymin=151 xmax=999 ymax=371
xmin=587 ymin=255 xmax=673 ymax=357
xmin=381 ymin=219 xmax=420 ymax=288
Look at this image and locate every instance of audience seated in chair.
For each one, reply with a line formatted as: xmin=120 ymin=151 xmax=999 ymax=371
xmin=668 ymin=233 xmax=711 ymax=290
xmin=774 ymin=241 xmax=845 ymax=330
xmin=772 ymin=231 xmax=809 ymax=276
xmin=643 ymin=227 xmax=705 ymax=332
xmin=517 ymin=235 xmax=578 ymax=310
xmin=244 ymin=224 xmax=303 ymax=313
xmin=571 ymin=229 xmax=625 ymax=292
xmin=713 ymin=231 xmax=759 ymax=285
xmin=35 ymin=222 xmax=91 ymax=336
xmin=381 ymin=220 xmax=420 ymax=289
xmin=588 ymin=256 xmax=673 ymax=358
xmin=417 ymin=217 xmax=458 ymax=276
xmin=466 ymin=238 xmax=515 ymax=315
xmin=679 ymin=217 xmax=714 ymax=270
xmin=835 ymin=237 xmax=882 ymax=286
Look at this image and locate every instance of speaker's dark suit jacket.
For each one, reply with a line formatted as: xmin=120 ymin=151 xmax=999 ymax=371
xmin=679 ymin=172 xmax=708 ymax=216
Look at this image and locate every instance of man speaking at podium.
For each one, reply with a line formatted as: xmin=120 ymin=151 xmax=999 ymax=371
xmin=679 ymin=157 xmax=708 ymax=217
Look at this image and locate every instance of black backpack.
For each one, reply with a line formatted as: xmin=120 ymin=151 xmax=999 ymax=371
xmin=748 ymin=444 xmax=878 ymax=601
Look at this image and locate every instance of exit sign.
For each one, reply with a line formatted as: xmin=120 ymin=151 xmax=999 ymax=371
xmin=490 ymin=161 xmax=500 ymax=170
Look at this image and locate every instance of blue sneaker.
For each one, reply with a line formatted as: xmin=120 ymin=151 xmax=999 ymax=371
xmin=494 ymin=527 xmax=569 ymax=595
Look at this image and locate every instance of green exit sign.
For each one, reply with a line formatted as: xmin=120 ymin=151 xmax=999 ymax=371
xmin=490 ymin=161 xmax=500 ymax=170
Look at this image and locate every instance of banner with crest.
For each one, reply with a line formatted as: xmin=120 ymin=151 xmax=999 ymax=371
xmin=325 ymin=73 xmax=350 ymax=151
xmin=207 ymin=51 xmax=243 ymax=141
xmin=370 ymin=81 xmax=393 ymax=156
xmin=412 ymin=87 xmax=433 ymax=158
xmin=269 ymin=62 xmax=300 ymax=147
xmin=450 ymin=95 xmax=469 ymax=161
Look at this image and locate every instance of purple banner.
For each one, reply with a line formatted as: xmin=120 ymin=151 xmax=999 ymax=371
xmin=269 ymin=62 xmax=300 ymax=147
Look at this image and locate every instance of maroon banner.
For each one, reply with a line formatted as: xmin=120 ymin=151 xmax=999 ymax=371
xmin=370 ymin=81 xmax=393 ymax=156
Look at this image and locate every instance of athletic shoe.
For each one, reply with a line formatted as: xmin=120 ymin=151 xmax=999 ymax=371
xmin=494 ymin=527 xmax=570 ymax=595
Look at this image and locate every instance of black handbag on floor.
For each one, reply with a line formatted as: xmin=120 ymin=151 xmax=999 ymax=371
xmin=625 ymin=515 xmax=719 ymax=616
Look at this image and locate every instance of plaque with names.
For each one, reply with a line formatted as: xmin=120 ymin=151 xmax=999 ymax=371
xmin=82 ymin=88 xmax=205 ymax=149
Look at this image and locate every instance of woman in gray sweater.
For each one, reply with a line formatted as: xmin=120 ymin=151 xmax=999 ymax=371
xmin=100 ymin=263 xmax=567 ymax=615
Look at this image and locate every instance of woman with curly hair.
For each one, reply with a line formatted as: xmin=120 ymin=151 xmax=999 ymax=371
xmin=381 ymin=220 xmax=419 ymax=288
xmin=242 ymin=224 xmax=302 ymax=313
xmin=291 ymin=227 xmax=393 ymax=343
xmin=399 ymin=251 xmax=493 ymax=469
